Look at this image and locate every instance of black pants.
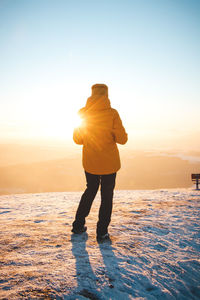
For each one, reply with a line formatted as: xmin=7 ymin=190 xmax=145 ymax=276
xmin=72 ymin=171 xmax=116 ymax=236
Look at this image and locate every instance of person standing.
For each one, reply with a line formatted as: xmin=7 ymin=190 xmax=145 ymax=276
xmin=72 ymin=84 xmax=128 ymax=241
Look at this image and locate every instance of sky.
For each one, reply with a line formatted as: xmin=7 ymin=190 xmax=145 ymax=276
xmin=0 ymin=0 xmax=200 ymax=150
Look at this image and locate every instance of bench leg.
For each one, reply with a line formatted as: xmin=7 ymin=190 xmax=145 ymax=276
xmin=196 ymin=179 xmax=199 ymax=190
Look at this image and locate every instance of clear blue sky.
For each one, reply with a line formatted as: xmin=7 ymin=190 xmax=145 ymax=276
xmin=0 ymin=0 xmax=200 ymax=149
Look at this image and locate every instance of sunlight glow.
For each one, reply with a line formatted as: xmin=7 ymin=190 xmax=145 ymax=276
xmin=38 ymin=111 xmax=83 ymax=139
xmin=73 ymin=113 xmax=85 ymax=129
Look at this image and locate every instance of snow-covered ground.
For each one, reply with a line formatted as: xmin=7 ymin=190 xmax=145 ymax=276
xmin=0 ymin=189 xmax=200 ymax=299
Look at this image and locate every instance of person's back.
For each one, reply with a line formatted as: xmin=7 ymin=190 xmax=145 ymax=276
xmin=73 ymin=84 xmax=127 ymax=174
xmin=72 ymin=84 xmax=128 ymax=241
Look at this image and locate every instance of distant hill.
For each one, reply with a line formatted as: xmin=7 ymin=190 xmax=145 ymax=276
xmin=0 ymin=147 xmax=199 ymax=194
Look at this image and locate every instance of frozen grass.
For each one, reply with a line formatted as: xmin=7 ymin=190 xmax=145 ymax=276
xmin=0 ymin=189 xmax=200 ymax=299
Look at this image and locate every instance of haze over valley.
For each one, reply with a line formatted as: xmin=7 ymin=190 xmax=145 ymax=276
xmin=0 ymin=142 xmax=199 ymax=195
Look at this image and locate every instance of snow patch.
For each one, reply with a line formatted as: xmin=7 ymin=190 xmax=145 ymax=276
xmin=0 ymin=189 xmax=200 ymax=299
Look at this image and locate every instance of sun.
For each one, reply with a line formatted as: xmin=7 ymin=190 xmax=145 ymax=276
xmin=72 ymin=113 xmax=84 ymax=129
xmin=21 ymin=92 xmax=85 ymax=140
xmin=35 ymin=108 xmax=86 ymax=140
xmin=42 ymin=113 xmax=82 ymax=140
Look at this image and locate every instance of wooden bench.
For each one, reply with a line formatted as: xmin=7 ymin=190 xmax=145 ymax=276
xmin=191 ymin=174 xmax=200 ymax=189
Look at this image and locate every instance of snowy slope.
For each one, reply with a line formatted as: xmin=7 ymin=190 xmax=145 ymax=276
xmin=0 ymin=189 xmax=200 ymax=299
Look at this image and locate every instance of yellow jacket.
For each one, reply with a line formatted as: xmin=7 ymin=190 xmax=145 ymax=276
xmin=73 ymin=95 xmax=128 ymax=175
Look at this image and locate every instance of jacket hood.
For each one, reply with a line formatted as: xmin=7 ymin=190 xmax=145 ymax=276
xmin=78 ymin=96 xmax=111 ymax=119
xmin=85 ymin=95 xmax=111 ymax=111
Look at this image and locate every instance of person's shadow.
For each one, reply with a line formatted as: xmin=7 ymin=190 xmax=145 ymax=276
xmin=70 ymin=234 xmax=157 ymax=299
xmin=98 ymin=239 xmax=135 ymax=296
xmin=70 ymin=233 xmax=101 ymax=299
xmin=70 ymin=234 xmax=135 ymax=299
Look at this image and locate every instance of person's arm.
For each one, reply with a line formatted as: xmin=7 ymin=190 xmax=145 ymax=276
xmin=73 ymin=107 xmax=87 ymax=145
xmin=112 ymin=110 xmax=128 ymax=145
xmin=73 ymin=127 xmax=84 ymax=145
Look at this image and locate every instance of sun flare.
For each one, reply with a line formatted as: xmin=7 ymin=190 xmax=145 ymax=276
xmin=72 ymin=113 xmax=84 ymax=129
xmin=43 ymin=112 xmax=83 ymax=139
xmin=25 ymin=105 xmax=84 ymax=140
